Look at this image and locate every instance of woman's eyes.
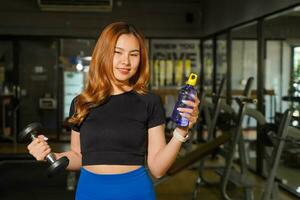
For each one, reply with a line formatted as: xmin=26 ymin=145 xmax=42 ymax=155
xmin=114 ymin=51 xmax=139 ymax=57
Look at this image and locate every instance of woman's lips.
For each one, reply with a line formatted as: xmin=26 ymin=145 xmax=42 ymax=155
xmin=118 ymin=68 xmax=130 ymax=75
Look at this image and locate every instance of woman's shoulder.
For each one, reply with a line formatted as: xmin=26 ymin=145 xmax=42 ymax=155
xmin=70 ymin=95 xmax=80 ymax=105
xmin=71 ymin=95 xmax=78 ymax=101
xmin=135 ymin=90 xmax=162 ymax=105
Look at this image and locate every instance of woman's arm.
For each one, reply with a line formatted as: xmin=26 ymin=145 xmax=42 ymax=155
xmin=28 ymin=130 xmax=82 ymax=171
xmin=147 ymin=98 xmax=199 ymax=178
xmin=55 ymin=130 xmax=82 ymax=171
xmin=147 ymin=125 xmax=187 ymax=178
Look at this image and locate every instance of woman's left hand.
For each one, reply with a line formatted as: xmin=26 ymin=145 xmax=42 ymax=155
xmin=177 ymin=95 xmax=200 ymax=129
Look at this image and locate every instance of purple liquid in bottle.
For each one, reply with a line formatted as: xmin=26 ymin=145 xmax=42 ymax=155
xmin=171 ymin=74 xmax=197 ymax=127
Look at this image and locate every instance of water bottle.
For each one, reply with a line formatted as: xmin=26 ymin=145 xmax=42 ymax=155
xmin=171 ymin=73 xmax=198 ymax=127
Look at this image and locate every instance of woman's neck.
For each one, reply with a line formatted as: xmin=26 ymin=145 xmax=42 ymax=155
xmin=111 ymin=83 xmax=133 ymax=95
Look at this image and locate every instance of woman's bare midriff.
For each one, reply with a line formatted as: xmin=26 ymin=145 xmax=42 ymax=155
xmin=83 ymin=165 xmax=142 ymax=174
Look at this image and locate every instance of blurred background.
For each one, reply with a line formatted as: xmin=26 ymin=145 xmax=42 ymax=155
xmin=1 ymin=0 xmax=300 ymax=199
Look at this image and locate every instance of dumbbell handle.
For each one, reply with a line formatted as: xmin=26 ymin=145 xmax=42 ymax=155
xmin=30 ymin=132 xmax=38 ymax=141
xmin=45 ymin=153 xmax=57 ymax=163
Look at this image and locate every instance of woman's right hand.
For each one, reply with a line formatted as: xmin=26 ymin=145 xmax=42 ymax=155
xmin=27 ymin=135 xmax=51 ymax=161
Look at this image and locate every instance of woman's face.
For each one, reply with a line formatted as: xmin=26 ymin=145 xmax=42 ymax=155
xmin=113 ymin=33 xmax=140 ymax=83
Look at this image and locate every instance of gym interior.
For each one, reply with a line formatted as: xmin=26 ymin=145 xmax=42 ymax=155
xmin=1 ymin=0 xmax=300 ymax=199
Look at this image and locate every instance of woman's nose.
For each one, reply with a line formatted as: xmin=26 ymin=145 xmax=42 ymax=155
xmin=121 ymin=54 xmax=130 ymax=65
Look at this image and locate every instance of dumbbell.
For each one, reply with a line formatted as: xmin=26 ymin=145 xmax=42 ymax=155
xmin=19 ymin=122 xmax=69 ymax=176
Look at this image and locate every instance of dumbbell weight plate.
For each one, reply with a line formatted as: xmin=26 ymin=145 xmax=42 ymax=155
xmin=19 ymin=122 xmax=43 ymax=141
xmin=47 ymin=156 xmax=70 ymax=176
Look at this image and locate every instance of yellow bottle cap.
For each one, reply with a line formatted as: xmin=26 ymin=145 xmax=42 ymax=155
xmin=186 ymin=73 xmax=198 ymax=86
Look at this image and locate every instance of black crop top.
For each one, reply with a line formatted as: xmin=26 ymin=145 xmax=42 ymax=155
xmin=69 ymin=90 xmax=165 ymax=166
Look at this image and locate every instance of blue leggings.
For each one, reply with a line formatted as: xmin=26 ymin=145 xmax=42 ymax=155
xmin=76 ymin=166 xmax=156 ymax=200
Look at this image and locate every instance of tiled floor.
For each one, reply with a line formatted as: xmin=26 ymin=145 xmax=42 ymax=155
xmin=0 ymin=141 xmax=299 ymax=200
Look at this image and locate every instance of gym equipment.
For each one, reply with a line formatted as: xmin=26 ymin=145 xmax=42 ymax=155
xmin=219 ymin=77 xmax=257 ymax=200
xmin=193 ymin=77 xmax=256 ymax=200
xmin=194 ymin=77 xmax=230 ymax=188
xmin=283 ymin=148 xmax=300 ymax=168
xmin=154 ymin=131 xmax=231 ymax=186
xmin=244 ymin=107 xmax=294 ymax=200
xmin=196 ymin=76 xmax=291 ymax=200
xmin=261 ymin=109 xmax=292 ymax=200
xmin=157 ymin=75 xmax=297 ymax=200
xmin=19 ymin=122 xmax=69 ymax=176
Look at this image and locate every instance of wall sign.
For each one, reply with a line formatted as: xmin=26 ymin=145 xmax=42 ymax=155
xmin=150 ymin=39 xmax=200 ymax=87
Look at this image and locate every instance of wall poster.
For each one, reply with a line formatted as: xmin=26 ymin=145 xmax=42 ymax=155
xmin=150 ymin=39 xmax=200 ymax=88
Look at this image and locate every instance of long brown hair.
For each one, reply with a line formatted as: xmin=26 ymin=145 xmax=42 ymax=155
xmin=69 ymin=22 xmax=149 ymax=125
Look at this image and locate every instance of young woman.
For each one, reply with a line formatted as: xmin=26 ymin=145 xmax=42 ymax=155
xmin=27 ymin=22 xmax=200 ymax=200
